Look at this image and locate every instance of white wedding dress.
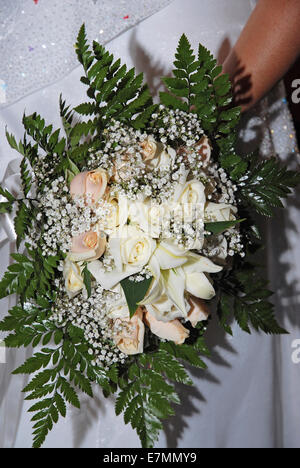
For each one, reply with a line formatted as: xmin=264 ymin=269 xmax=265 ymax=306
xmin=0 ymin=0 xmax=299 ymax=448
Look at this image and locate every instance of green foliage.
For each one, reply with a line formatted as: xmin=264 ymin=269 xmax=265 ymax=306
xmin=1 ymin=306 xmax=119 ymax=448
xmin=121 ymin=277 xmax=153 ymax=317
xmin=6 ymin=129 xmax=26 ymax=156
xmin=0 ymin=249 xmax=60 ymax=302
xmin=220 ymin=151 xmax=300 ymax=217
xmin=83 ymin=264 xmax=92 ymax=298
xmin=74 ymin=24 xmax=155 ymax=133
xmin=22 ymin=113 xmax=66 ymax=158
xmin=116 ymin=359 xmax=178 ymax=448
xmin=0 ymin=296 xmax=58 ymax=349
xmin=14 ymin=201 xmax=32 ymax=249
xmin=160 ymin=339 xmax=209 ymax=369
xmin=160 ymin=34 xmax=240 ymax=136
xmin=20 ymin=157 xmax=32 ymax=197
xmin=59 ymin=94 xmax=75 ymax=148
xmin=0 ymin=185 xmax=15 ymax=213
xmin=115 ymin=333 xmax=209 ymax=448
xmin=0 ymin=185 xmax=15 ymax=203
xmin=217 ymin=263 xmax=287 ymax=335
xmin=205 ymin=219 xmax=246 ymax=235
xmin=239 ymin=155 xmax=300 ymax=216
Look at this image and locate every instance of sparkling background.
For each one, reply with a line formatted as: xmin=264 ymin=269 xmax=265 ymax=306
xmin=0 ymin=0 xmax=172 ymax=107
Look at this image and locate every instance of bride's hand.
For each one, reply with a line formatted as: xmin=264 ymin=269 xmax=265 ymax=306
xmin=221 ymin=0 xmax=300 ymax=112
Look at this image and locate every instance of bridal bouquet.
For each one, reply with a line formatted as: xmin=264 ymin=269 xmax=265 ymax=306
xmin=1 ymin=26 xmax=299 ymax=448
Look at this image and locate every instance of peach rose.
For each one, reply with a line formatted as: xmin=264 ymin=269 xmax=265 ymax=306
xmin=113 ymin=308 xmax=145 ymax=355
xmin=144 ymin=310 xmax=189 ymax=345
xmin=69 ymin=229 xmax=106 ymax=262
xmin=188 ymin=296 xmax=210 ymax=328
xmin=70 ymin=168 xmax=108 ymax=204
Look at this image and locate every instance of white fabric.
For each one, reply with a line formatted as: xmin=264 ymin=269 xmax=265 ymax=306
xmin=0 ymin=0 xmax=300 ymax=448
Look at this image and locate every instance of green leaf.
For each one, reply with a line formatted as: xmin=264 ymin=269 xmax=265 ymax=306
xmin=75 ymin=24 xmax=93 ymax=72
xmin=115 ymin=361 xmax=180 ymax=448
xmin=75 ymin=26 xmax=155 ymax=131
xmin=121 ymin=276 xmax=153 ymax=317
xmin=0 ymin=201 xmax=13 ymax=213
xmin=162 ymin=342 xmax=207 ymax=369
xmin=0 ymin=185 xmax=15 ymax=203
xmin=54 ymin=393 xmax=67 ymax=418
xmin=217 ymin=263 xmax=288 ymax=335
xmin=205 ymin=218 xmax=246 ymax=235
xmin=59 ymin=377 xmax=81 ymax=409
xmin=239 ymin=156 xmax=300 ymax=217
xmin=20 ymin=158 xmax=32 ymax=197
xmin=83 ymin=264 xmax=92 ymax=298
xmin=147 ymin=349 xmax=193 ymax=386
xmin=217 ymin=293 xmax=233 ymax=335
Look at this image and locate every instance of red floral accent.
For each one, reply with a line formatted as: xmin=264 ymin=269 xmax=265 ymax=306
xmin=33 ymin=0 xmax=39 ymax=4
xmin=123 ymin=15 xmax=129 ymax=20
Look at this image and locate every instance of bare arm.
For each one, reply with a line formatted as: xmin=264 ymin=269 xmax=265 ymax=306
xmin=222 ymin=0 xmax=300 ymax=111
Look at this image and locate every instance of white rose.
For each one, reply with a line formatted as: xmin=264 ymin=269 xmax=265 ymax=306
xmin=128 ymin=200 xmax=165 ymax=238
xmin=205 ymin=202 xmax=237 ymax=222
xmin=108 ymin=301 xmax=130 ymax=320
xmin=145 ymin=145 xmax=175 ymax=171
xmin=112 ymin=157 xmax=134 ymax=183
xmin=112 ymin=224 xmax=156 ymax=270
xmin=63 ymin=260 xmax=84 ymax=298
xmin=88 ymin=225 xmax=157 ymax=290
xmin=102 ymin=197 xmax=119 ymax=232
xmin=172 ymin=179 xmax=206 ymax=222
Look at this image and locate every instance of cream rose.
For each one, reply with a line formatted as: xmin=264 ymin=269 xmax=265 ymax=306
xmin=144 ymin=310 xmax=189 ymax=345
xmin=144 ymin=143 xmax=175 ymax=171
xmin=69 ymin=228 xmax=106 ymax=262
xmin=140 ymin=136 xmax=162 ymax=161
xmin=87 ymin=225 xmax=157 ymax=290
xmin=128 ymin=200 xmax=165 ymax=239
xmin=111 ymin=225 xmax=156 ymax=270
xmin=205 ymin=202 xmax=237 ymax=222
xmin=113 ymin=308 xmax=145 ymax=355
xmin=174 ymin=179 xmax=205 ymax=205
xmin=63 ymin=260 xmax=84 ymax=298
xmin=171 ymin=179 xmax=206 ymax=223
xmin=101 ymin=196 xmax=120 ymax=232
xmin=70 ymin=168 xmax=108 ymax=204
